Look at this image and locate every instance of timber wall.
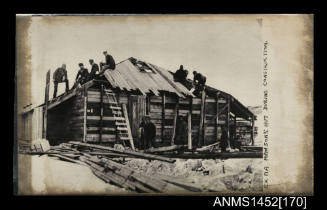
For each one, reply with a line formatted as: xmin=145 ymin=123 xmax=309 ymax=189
xmin=149 ymin=94 xmax=229 ymax=146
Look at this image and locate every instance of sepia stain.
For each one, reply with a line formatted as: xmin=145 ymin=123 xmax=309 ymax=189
xmin=16 ymin=16 xmax=33 ymax=195
xmin=294 ymin=14 xmax=313 ymax=195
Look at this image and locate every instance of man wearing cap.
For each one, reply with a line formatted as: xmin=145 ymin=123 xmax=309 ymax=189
xmin=88 ymin=59 xmax=99 ymax=81
xmin=75 ymin=63 xmax=89 ymax=86
xmin=100 ymin=51 xmax=116 ymax=72
xmin=53 ymin=64 xmax=69 ymax=98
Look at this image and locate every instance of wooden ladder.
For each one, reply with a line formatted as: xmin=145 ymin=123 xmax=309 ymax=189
xmin=103 ymin=88 xmax=135 ymax=150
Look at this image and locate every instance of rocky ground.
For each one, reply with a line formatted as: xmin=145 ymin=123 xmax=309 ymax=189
xmin=125 ymin=158 xmax=263 ymax=192
xmin=18 ymin=154 xmax=262 ymax=194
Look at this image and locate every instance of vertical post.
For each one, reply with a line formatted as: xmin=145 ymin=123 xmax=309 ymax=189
xmin=99 ymin=85 xmax=104 ymax=143
xmin=198 ymin=90 xmax=206 ymax=147
xmin=187 ymin=112 xmax=192 ymax=150
xmin=43 ymin=70 xmax=50 ymax=139
xmin=215 ymin=91 xmax=220 ymax=141
xmin=227 ymin=96 xmax=231 ymax=146
xmin=234 ymin=114 xmax=237 ymax=141
xmin=83 ymin=86 xmax=87 ymax=142
xmin=171 ymin=96 xmax=179 ymax=145
xmin=161 ymin=92 xmax=166 ymax=142
xmin=146 ymin=95 xmax=151 ymax=115
xmin=203 ymin=94 xmax=207 ymax=146
xmin=117 ymin=92 xmax=120 ymax=104
xmin=251 ymin=115 xmax=255 ymax=146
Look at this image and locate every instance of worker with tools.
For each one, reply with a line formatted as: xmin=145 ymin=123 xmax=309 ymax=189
xmin=74 ymin=63 xmax=89 ymax=87
xmin=192 ymin=71 xmax=207 ymax=96
xmin=174 ymin=65 xmax=189 ymax=84
xmin=53 ymin=64 xmax=69 ymax=98
xmin=100 ymin=51 xmax=116 ymax=72
xmin=88 ymin=59 xmax=100 ymax=81
xmin=139 ymin=115 xmax=156 ymax=150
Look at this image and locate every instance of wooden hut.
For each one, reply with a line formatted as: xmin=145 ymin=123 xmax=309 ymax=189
xmin=21 ymin=57 xmax=256 ymax=147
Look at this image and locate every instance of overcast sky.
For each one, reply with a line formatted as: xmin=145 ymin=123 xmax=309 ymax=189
xmin=27 ymin=15 xmax=262 ymax=107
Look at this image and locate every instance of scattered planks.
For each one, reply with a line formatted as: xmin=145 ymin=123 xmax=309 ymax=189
xmin=69 ymin=141 xmax=176 ymax=163
xmin=140 ymin=145 xmax=185 ymax=153
xmin=159 ymin=151 xmax=263 ymax=159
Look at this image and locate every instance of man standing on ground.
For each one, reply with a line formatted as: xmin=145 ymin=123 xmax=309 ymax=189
xmin=140 ymin=116 xmax=156 ymax=150
xmin=174 ymin=116 xmax=188 ymax=145
xmin=53 ymin=64 xmax=69 ymax=98
xmin=88 ymin=59 xmax=99 ymax=81
xmin=100 ymin=51 xmax=116 ymax=72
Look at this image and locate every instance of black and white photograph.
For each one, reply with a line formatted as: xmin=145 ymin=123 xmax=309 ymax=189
xmin=15 ymin=14 xmax=313 ymax=195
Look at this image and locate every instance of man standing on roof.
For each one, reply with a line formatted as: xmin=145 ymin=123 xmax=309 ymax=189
xmin=100 ymin=51 xmax=116 ymax=72
xmin=74 ymin=63 xmax=89 ymax=87
xmin=174 ymin=65 xmax=189 ymax=84
xmin=88 ymin=59 xmax=99 ymax=81
xmin=53 ymin=64 xmax=69 ymax=98
xmin=193 ymin=71 xmax=207 ymax=95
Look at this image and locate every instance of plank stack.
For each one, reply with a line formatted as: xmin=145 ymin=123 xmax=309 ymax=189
xmin=20 ymin=141 xmax=209 ymax=193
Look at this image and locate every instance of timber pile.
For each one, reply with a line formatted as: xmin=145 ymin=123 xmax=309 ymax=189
xmin=21 ymin=141 xmax=208 ymax=193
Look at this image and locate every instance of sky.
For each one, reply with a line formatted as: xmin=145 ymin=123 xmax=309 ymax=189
xmin=27 ymin=15 xmax=263 ymax=107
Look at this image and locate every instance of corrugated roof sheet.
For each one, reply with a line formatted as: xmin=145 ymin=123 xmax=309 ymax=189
xmin=103 ymin=58 xmax=195 ymax=98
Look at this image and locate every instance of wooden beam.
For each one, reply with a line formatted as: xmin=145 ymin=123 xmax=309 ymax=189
xmin=69 ymin=141 xmax=176 ymax=163
xmin=187 ymin=112 xmax=192 ymax=150
xmin=203 ymin=94 xmax=207 ymax=146
xmin=122 ymin=104 xmax=135 ymax=150
xmin=43 ymin=70 xmax=50 ymax=139
xmin=227 ymin=96 xmax=231 ymax=141
xmin=251 ymin=115 xmax=255 ymax=146
xmin=161 ymin=93 xmax=166 ymax=142
xmin=215 ymin=91 xmax=220 ymax=142
xmin=234 ymin=114 xmax=237 ymax=141
xmin=170 ymin=96 xmax=179 ymax=145
xmin=198 ymin=90 xmax=206 ymax=147
xmin=146 ymin=95 xmax=151 ymax=115
xmin=83 ymin=86 xmax=88 ymax=142
xmin=99 ymin=85 xmax=104 ymax=143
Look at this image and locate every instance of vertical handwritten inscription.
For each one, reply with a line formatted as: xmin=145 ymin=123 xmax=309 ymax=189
xmin=263 ymin=41 xmax=269 ymax=189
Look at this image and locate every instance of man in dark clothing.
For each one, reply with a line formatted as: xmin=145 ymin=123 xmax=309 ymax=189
xmin=88 ymin=59 xmax=99 ymax=81
xmin=174 ymin=65 xmax=188 ymax=83
xmin=53 ymin=64 xmax=69 ymax=98
xmin=100 ymin=51 xmax=116 ymax=72
xmin=75 ymin=63 xmax=89 ymax=87
xmin=174 ymin=116 xmax=188 ymax=145
xmin=193 ymin=71 xmax=207 ymax=95
xmin=140 ymin=116 xmax=156 ymax=150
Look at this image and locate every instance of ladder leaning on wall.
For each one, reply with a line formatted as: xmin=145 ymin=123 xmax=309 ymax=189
xmin=103 ymin=88 xmax=135 ymax=150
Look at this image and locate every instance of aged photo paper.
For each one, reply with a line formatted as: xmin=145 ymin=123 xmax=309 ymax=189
xmin=15 ymin=14 xmax=313 ymax=195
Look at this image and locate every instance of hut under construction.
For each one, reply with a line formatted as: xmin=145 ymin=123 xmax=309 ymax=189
xmin=17 ymin=57 xmax=256 ymax=148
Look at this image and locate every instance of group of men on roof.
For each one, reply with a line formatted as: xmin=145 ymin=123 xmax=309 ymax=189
xmin=52 ymin=51 xmax=116 ymax=98
xmin=173 ymin=65 xmax=207 ymax=96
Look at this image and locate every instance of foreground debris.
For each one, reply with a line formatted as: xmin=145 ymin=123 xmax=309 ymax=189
xmin=20 ymin=141 xmax=206 ymax=193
